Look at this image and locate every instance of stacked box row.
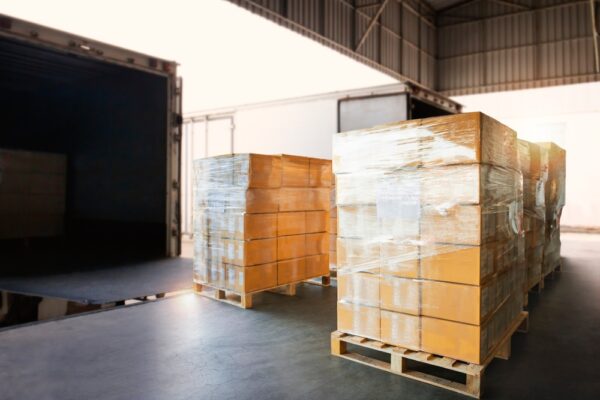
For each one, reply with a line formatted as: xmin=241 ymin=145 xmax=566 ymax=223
xmin=539 ymin=143 xmax=566 ymax=276
xmin=0 ymin=149 xmax=66 ymax=239
xmin=333 ymin=112 xmax=525 ymax=364
xmin=193 ymin=154 xmax=331 ymax=294
xmin=329 ymin=175 xmax=337 ymax=272
xmin=517 ymin=140 xmax=546 ymax=291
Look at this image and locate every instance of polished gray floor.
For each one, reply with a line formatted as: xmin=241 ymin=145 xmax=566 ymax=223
xmin=0 ymin=234 xmax=598 ymax=400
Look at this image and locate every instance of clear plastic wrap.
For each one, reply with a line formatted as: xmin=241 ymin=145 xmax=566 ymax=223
xmin=333 ymin=112 xmax=525 ymax=364
xmin=193 ymin=154 xmax=331 ymax=294
xmin=518 ymin=139 xmax=547 ymax=289
xmin=538 ymin=142 xmax=566 ymax=275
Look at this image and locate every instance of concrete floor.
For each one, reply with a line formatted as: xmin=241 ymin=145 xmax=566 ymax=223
xmin=0 ymin=234 xmax=598 ymax=400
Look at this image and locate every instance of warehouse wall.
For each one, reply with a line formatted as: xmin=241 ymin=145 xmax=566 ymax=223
xmin=228 ymin=0 xmax=600 ymax=95
xmin=453 ymin=81 xmax=600 ymax=229
xmin=438 ymin=0 xmax=600 ymax=95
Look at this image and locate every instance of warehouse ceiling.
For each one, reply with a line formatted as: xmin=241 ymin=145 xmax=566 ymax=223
xmin=227 ymin=0 xmax=600 ymax=95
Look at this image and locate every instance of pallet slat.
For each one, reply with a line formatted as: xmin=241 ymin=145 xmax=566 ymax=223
xmin=331 ymin=311 xmax=528 ymax=398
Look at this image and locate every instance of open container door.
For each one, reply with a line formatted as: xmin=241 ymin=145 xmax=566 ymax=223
xmin=0 ymin=15 xmax=187 ymax=311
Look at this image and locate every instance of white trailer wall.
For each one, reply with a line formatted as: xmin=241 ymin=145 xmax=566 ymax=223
xmin=453 ymin=82 xmax=600 ymax=229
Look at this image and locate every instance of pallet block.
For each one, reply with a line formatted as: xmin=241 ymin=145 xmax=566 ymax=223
xmin=194 ymin=281 xmax=298 ymax=309
xmin=331 ymin=311 xmax=528 ymax=399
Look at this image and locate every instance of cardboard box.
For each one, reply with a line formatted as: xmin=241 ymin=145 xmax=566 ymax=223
xmin=336 ymin=165 xmax=519 ymax=209
xmin=337 ymin=302 xmax=380 ymax=341
xmin=222 ymin=238 xmax=277 ymax=266
xmin=226 ymin=263 xmax=277 ymax=293
xmin=0 ymin=149 xmax=66 ymax=239
xmin=277 ymin=234 xmax=306 ymax=260
xmin=421 ymin=205 xmax=497 ymax=246
xmin=278 ymin=257 xmax=306 ymax=284
xmin=421 ymin=294 xmax=522 ymax=364
xmin=419 ymin=243 xmax=495 ymax=285
xmin=195 ymin=211 xmax=277 ymax=240
xmin=309 ymin=158 xmax=332 ymax=188
xmin=245 ymin=154 xmax=282 ymax=188
xmin=306 ymin=210 xmax=328 ymax=233
xmin=306 ymin=232 xmax=328 ymax=255
xmin=336 ymin=238 xmax=380 ymax=274
xmin=281 ymin=154 xmax=309 ymax=187
xmin=338 ymin=272 xmax=380 ymax=307
xmin=245 ymin=189 xmax=280 ymax=213
xmin=380 ymin=310 xmax=420 ymax=350
xmin=380 ymin=242 xmax=419 ymax=278
xmin=305 ymin=254 xmax=329 ymax=278
xmin=380 ymin=267 xmax=518 ymax=325
xmin=277 ymin=212 xmax=306 ymax=236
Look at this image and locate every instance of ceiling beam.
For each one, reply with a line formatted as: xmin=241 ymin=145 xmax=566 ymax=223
xmin=437 ymin=0 xmax=482 ymax=14
xmin=488 ymin=0 xmax=530 ymax=11
xmin=591 ymin=0 xmax=600 ymax=73
xmin=355 ymin=0 xmax=390 ymax=51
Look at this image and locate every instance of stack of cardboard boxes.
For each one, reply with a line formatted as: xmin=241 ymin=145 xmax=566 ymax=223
xmin=193 ymin=154 xmax=331 ymax=296
xmin=329 ymin=176 xmax=337 ymax=273
xmin=333 ymin=112 xmax=525 ymax=364
xmin=539 ymin=143 xmax=566 ymax=276
xmin=0 ymin=149 xmax=66 ymax=239
xmin=518 ymin=140 xmax=546 ymax=291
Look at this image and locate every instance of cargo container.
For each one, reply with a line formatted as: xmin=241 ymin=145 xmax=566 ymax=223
xmin=181 ymin=83 xmax=462 ymax=235
xmin=0 ymin=14 xmax=183 ymax=304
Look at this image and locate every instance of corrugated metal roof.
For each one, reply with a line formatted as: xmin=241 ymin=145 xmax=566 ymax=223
xmin=228 ymin=0 xmax=600 ymax=95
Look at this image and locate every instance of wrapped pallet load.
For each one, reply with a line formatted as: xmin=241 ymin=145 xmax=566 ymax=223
xmin=517 ymin=140 xmax=546 ymax=292
xmin=193 ymin=154 xmax=331 ymax=308
xmin=329 ymin=174 xmax=337 ymax=275
xmin=332 ymin=112 xmax=525 ymax=365
xmin=538 ymin=143 xmax=566 ymax=277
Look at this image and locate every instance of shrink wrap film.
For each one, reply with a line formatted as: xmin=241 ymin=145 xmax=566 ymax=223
xmin=333 ymin=113 xmax=526 ymax=364
xmin=193 ymin=154 xmax=331 ymax=294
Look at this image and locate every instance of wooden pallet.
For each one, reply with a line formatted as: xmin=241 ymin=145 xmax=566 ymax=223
xmin=331 ymin=311 xmax=528 ymax=399
xmin=303 ymin=275 xmax=331 ymax=287
xmin=194 ymin=281 xmax=299 ymax=309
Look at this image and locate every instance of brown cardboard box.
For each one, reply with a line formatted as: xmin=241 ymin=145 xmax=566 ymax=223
xmin=308 ymin=188 xmax=330 ymax=211
xmin=306 ymin=232 xmax=328 ymax=255
xmin=337 ymin=302 xmax=380 ymax=341
xmin=227 ymin=263 xmax=277 ymax=293
xmin=380 ymin=267 xmax=518 ymax=325
xmin=306 ymin=254 xmax=329 ymax=278
xmin=380 ymin=276 xmax=419 ymax=315
xmin=380 ymin=242 xmax=419 ymax=278
xmin=419 ymin=243 xmax=495 ymax=285
xmin=279 ymin=188 xmax=309 ymax=211
xmin=244 ymin=213 xmax=278 ymax=239
xmin=245 ymin=154 xmax=282 ymax=188
xmin=421 ymin=205 xmax=496 ymax=246
xmin=338 ymin=272 xmax=380 ymax=307
xmin=196 ymin=211 xmax=277 ymax=240
xmin=309 ymin=158 xmax=332 ymax=188
xmin=420 ymin=112 xmax=518 ymax=169
xmin=222 ymin=238 xmax=277 ymax=266
xmin=245 ymin=189 xmax=280 ymax=213
xmin=380 ymin=310 xmax=420 ymax=350
xmin=278 ymin=257 xmax=306 ymax=284
xmin=306 ymin=210 xmax=328 ymax=233
xmin=277 ymin=234 xmax=306 ymax=260
xmin=420 ymin=294 xmax=522 ymax=364
xmin=336 ymin=238 xmax=380 ymax=274
xmin=277 ymin=212 xmax=306 ymax=236
xmin=281 ymin=154 xmax=309 ymax=187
